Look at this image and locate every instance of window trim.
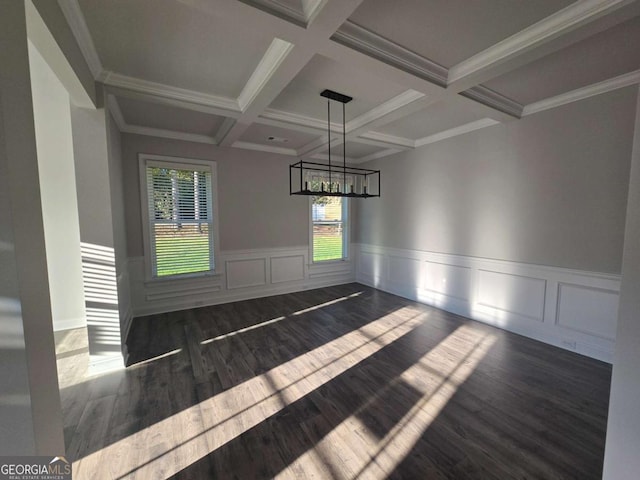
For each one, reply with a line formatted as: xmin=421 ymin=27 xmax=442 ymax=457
xmin=309 ymin=195 xmax=350 ymax=264
xmin=138 ymin=153 xmax=221 ymax=282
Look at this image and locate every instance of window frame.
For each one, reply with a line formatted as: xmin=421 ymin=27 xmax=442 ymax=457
xmin=309 ymin=195 xmax=350 ymax=264
xmin=138 ymin=153 xmax=220 ymax=281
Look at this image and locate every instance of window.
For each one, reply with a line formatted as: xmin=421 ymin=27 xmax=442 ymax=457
xmin=311 ymin=196 xmax=348 ymax=262
xmin=140 ymin=155 xmax=217 ymax=278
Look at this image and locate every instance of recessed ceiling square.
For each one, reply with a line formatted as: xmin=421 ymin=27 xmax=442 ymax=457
xmin=78 ymin=0 xmax=276 ymax=98
xmin=482 ymin=16 xmax=640 ymax=105
xmin=116 ymin=96 xmax=226 ymax=136
xmin=239 ymin=123 xmax=319 ymax=150
xmin=373 ymin=98 xmax=489 ymax=140
xmin=269 ymin=54 xmax=406 ymax=122
xmin=349 ymin=0 xmax=574 ymax=67
xmin=329 ymin=141 xmax=384 ymax=159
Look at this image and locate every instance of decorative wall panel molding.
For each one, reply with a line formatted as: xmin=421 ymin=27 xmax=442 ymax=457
xmin=556 ymin=282 xmax=618 ymax=340
xmin=128 ymin=246 xmax=355 ymax=318
xmin=354 ymin=243 xmax=620 ymax=362
xmin=226 ymin=258 xmax=268 ymax=290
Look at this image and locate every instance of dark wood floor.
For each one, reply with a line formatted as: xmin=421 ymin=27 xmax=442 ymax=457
xmin=56 ymin=283 xmax=612 ymax=479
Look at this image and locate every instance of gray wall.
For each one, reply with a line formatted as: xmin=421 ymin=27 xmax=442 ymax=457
xmin=121 ymin=134 xmax=309 ymax=257
xmin=356 ymin=87 xmax=636 ymax=274
xmin=603 ymin=86 xmax=640 ymax=479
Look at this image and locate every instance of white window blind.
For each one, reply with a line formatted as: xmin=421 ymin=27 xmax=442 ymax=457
xmin=146 ymin=163 xmax=214 ymax=277
xmin=312 ymin=196 xmax=348 ymax=262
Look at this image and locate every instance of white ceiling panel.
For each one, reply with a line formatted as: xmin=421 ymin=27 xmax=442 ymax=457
xmin=483 ymin=16 xmax=640 ymax=105
xmin=374 ymin=97 xmax=489 ymax=140
xmin=269 ymin=54 xmax=407 ymax=122
xmin=329 ymin=141 xmax=383 ymax=158
xmin=78 ymin=0 xmax=275 ymax=98
xmin=349 ymin=0 xmax=575 ymax=68
xmin=239 ymin=123 xmax=319 ymax=149
xmin=117 ymin=96 xmax=226 ymax=136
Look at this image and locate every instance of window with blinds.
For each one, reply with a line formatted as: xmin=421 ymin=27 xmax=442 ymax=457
xmin=144 ymin=160 xmax=214 ymax=277
xmin=311 ymin=196 xmax=348 ymax=262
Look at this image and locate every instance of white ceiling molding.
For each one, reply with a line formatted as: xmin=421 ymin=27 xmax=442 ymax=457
xmin=217 ymin=1 xmax=365 ymax=147
xmin=101 ymin=71 xmax=241 ymax=114
xmin=108 ymin=94 xmax=218 ymax=145
xmin=57 ymin=0 xmax=103 ymax=79
xmin=354 ymin=148 xmax=403 ymax=164
xmin=448 ymin=0 xmax=634 ymax=87
xmin=301 ymin=0 xmax=328 ymax=25
xmin=460 ymin=86 xmax=523 ymax=118
xmin=232 ymin=141 xmax=298 ymax=156
xmin=358 ymin=131 xmax=415 ymax=149
xmin=346 ymin=89 xmax=426 ymax=131
xmin=106 ymin=95 xmax=126 ymax=130
xmin=237 ymin=0 xmax=308 ymax=27
xmin=213 ymin=118 xmax=237 ymax=145
xmin=261 ymin=108 xmax=341 ymax=132
xmin=522 ymin=69 xmax=640 ymax=116
xmin=310 ymin=152 xmax=358 ymax=163
xmin=332 ymin=21 xmax=449 ymax=87
xmin=121 ymin=124 xmax=217 ymax=145
xmin=237 ymin=38 xmax=294 ymax=111
xmin=414 ymin=118 xmax=501 ymax=147
xmin=298 ymin=135 xmax=337 ymax=157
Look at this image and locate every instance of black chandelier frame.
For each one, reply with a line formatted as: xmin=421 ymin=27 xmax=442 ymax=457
xmin=289 ymin=89 xmax=380 ymax=199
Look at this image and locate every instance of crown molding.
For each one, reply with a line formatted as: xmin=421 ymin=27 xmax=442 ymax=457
xmin=358 ymin=131 xmax=415 ymax=149
xmin=448 ymin=0 xmax=634 ymax=85
xmin=354 ymin=148 xmax=402 ymax=164
xmin=106 ymin=95 xmax=126 ymax=130
xmin=301 ymin=0 xmax=328 ymax=25
xmin=121 ymin=124 xmax=217 ymax=145
xmin=213 ymin=118 xmax=236 ymax=145
xmin=523 ymin=69 xmax=640 ymax=116
xmin=57 ymin=0 xmax=103 ymax=79
xmin=238 ymin=0 xmax=307 ymax=27
xmin=332 ymin=21 xmax=448 ymax=87
xmin=414 ymin=118 xmax=500 ymax=147
xmin=460 ymin=86 xmax=523 ymax=118
xmin=237 ymin=38 xmax=294 ymax=111
xmin=101 ymin=71 xmax=241 ymax=114
xmin=233 ymin=141 xmax=298 ymax=156
xmin=346 ymin=89 xmax=425 ymax=132
xmin=310 ymin=152 xmax=357 ymax=164
xmin=261 ymin=108 xmax=342 ymax=132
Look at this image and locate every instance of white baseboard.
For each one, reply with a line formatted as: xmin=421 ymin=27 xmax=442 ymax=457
xmin=354 ymin=243 xmax=620 ymax=363
xmin=89 ymin=353 xmax=124 ymax=376
xmin=52 ymin=316 xmax=86 ymax=332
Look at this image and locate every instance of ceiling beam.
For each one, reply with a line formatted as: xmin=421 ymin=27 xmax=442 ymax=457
xmin=217 ymin=0 xmax=365 ymax=147
xmin=447 ymin=0 xmax=637 ymax=91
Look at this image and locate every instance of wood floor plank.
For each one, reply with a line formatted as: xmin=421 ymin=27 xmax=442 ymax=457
xmin=56 ymin=283 xmax=612 ymax=479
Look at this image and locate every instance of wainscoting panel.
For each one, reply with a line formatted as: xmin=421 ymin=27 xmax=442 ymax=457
xmin=389 ymin=255 xmax=423 ymax=287
xmin=423 ymin=261 xmax=471 ymax=301
xmin=476 ymin=270 xmax=546 ymax=322
xmin=355 ymin=243 xmax=620 ymax=362
xmin=556 ymin=283 xmax=619 ymax=340
xmin=128 ymin=246 xmax=355 ymax=320
xmin=271 ymin=255 xmax=305 ymax=284
xmin=359 ymin=251 xmax=386 ymax=280
xmin=226 ymin=258 xmax=267 ymax=290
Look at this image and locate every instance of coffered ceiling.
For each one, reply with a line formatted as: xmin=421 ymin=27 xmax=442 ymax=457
xmin=61 ymin=0 xmax=640 ymax=163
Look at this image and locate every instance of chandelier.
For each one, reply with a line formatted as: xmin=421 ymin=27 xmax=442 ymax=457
xmin=289 ymin=89 xmax=380 ymax=198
